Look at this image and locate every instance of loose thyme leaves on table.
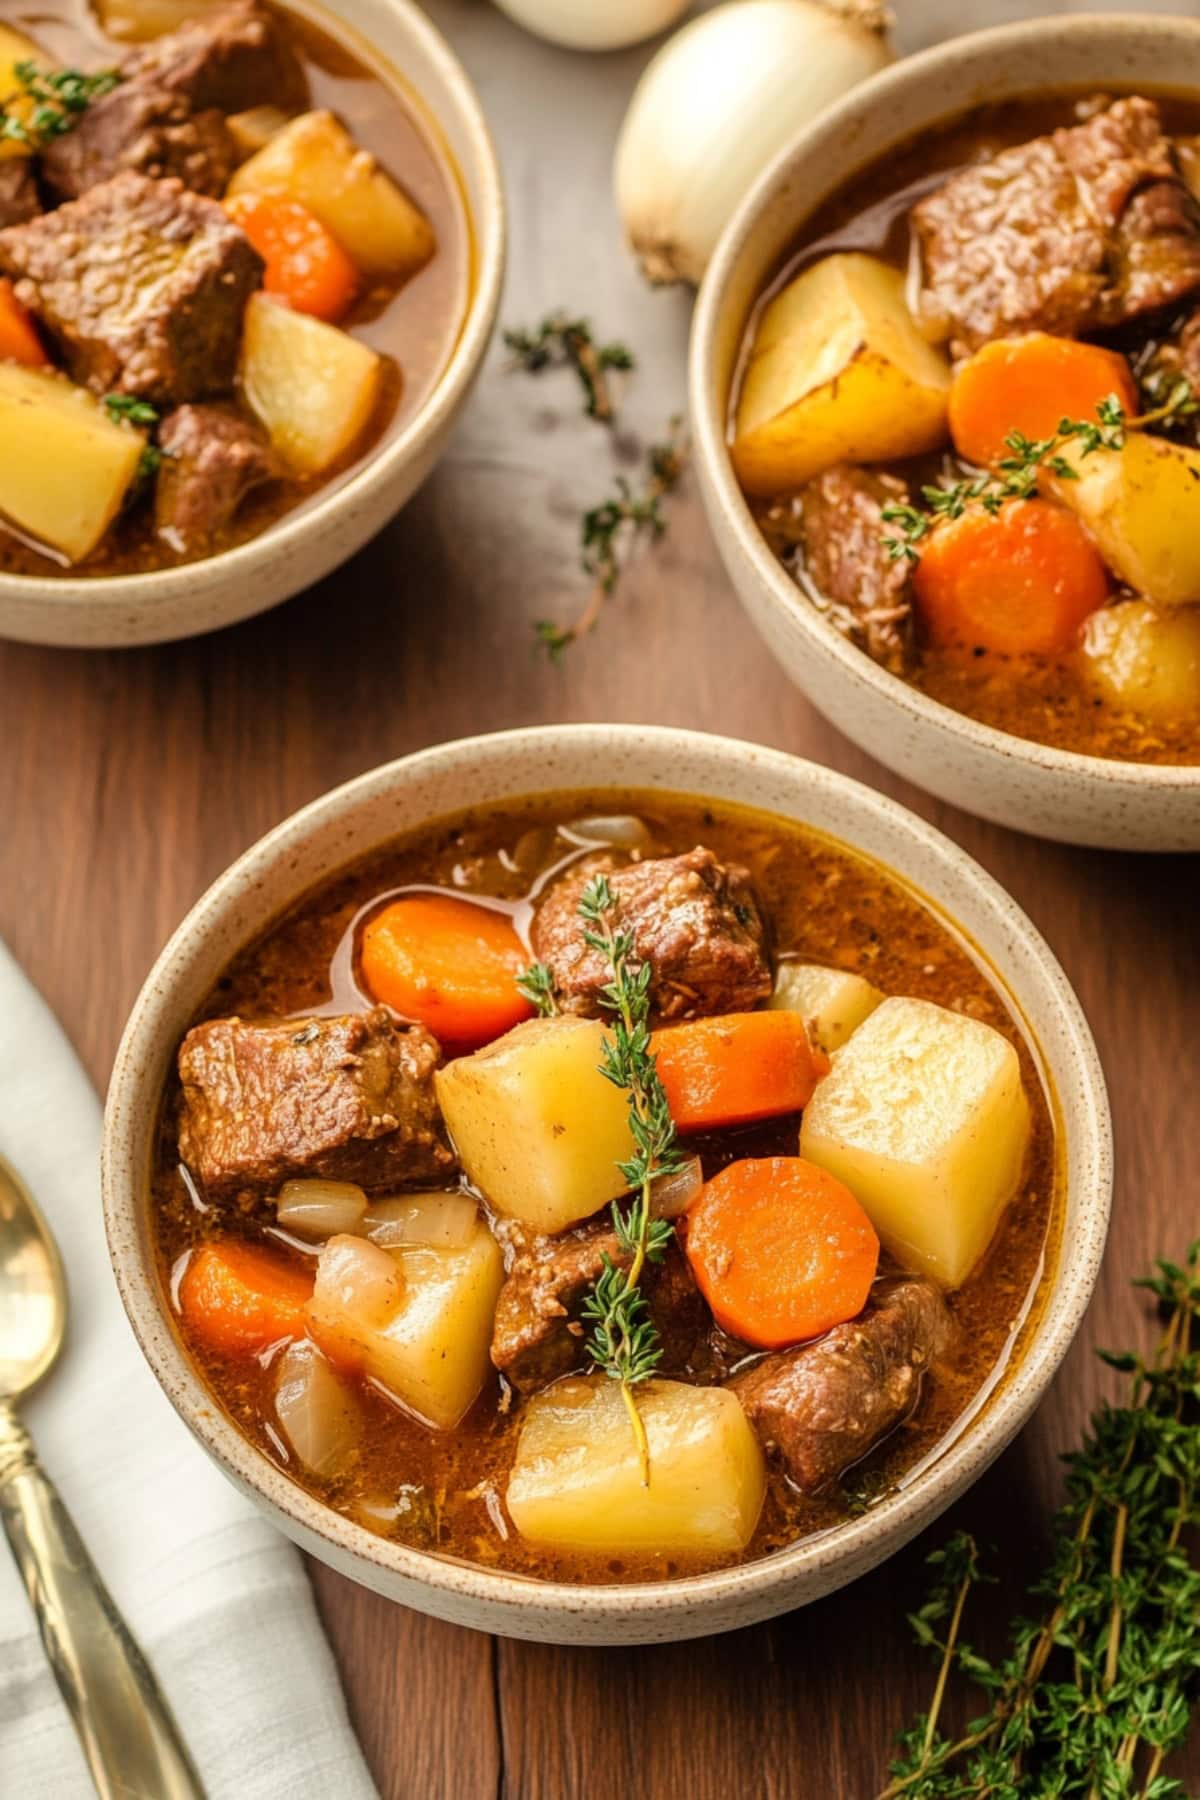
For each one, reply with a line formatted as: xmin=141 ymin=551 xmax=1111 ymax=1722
xmin=1 ymin=62 xmax=121 ymax=148
xmin=880 ymin=1239 xmax=1200 ymax=1800
xmin=882 ymin=381 xmax=1198 ymax=564
xmin=520 ymin=877 xmax=684 ymax=1484
xmin=503 ymin=313 xmax=635 ymax=423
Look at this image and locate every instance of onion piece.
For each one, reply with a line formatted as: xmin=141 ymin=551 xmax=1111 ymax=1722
xmin=561 ymin=814 xmax=652 ymax=853
xmin=312 ymin=1233 xmax=403 ymax=1329
xmin=363 ymin=1192 xmax=480 ymax=1252
xmin=276 ymin=1179 xmax=368 ymax=1240
xmin=274 ymin=1339 xmax=362 ymax=1480
xmin=650 ymin=1155 xmax=704 ymax=1220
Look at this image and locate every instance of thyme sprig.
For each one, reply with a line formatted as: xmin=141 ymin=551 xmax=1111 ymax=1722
xmin=1 ymin=61 xmax=121 ymax=148
xmin=104 ymin=395 xmax=162 ymax=481
xmin=515 ymin=960 xmax=558 ymax=1016
xmin=572 ymin=872 xmax=684 ymax=1483
xmin=503 ymin=313 xmax=635 ymax=423
xmin=534 ymin=425 xmax=686 ymax=660
xmin=881 ymin=1241 xmax=1200 ymax=1799
xmin=882 ymin=385 xmax=1195 ymax=564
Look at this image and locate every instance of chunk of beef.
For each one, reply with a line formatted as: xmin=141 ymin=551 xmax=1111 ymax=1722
xmin=727 ymin=1278 xmax=952 ymax=1494
xmin=913 ymin=97 xmax=1200 ymax=354
xmin=40 ymin=81 xmax=237 ymax=202
xmin=178 ymin=1007 xmax=456 ymax=1200
xmin=0 ymin=159 xmax=40 ymax=230
xmin=0 ymin=172 xmax=262 ymax=402
xmin=531 ymin=848 xmax=772 ymax=1023
xmin=155 ymin=402 xmax=280 ymax=548
xmin=797 ymin=466 xmax=914 ymax=676
xmin=121 ymin=0 xmax=308 ymax=115
xmin=491 ymin=1218 xmax=706 ymax=1393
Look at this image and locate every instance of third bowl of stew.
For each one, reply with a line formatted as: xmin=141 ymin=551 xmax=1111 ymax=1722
xmin=690 ymin=15 xmax=1200 ymax=850
xmin=0 ymin=0 xmax=503 ymax=647
xmin=102 ymin=725 xmax=1111 ymax=1644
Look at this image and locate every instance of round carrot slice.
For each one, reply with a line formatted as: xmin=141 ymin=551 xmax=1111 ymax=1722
xmin=179 ymin=1242 xmax=312 ymax=1358
xmin=948 ymin=333 xmax=1138 ymax=469
xmin=225 ymin=192 xmax=359 ymax=323
xmin=685 ymin=1157 xmax=879 ymax=1349
xmin=360 ymin=893 xmax=534 ymax=1049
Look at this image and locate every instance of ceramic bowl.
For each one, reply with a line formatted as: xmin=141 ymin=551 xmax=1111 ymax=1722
xmin=0 ymin=0 xmax=504 ymax=650
xmin=689 ymin=15 xmax=1200 ymax=851
xmin=102 ymin=724 xmax=1111 ymax=1644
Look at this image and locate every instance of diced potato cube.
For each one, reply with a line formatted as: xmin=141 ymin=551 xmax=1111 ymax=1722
xmin=1081 ymin=599 xmax=1200 ymax=723
xmin=770 ymin=962 xmax=884 ymax=1053
xmin=0 ymin=364 xmax=144 ymax=562
xmin=228 ymin=109 xmax=435 ymax=279
xmin=435 ymin=1017 xmax=637 ymax=1234
xmin=227 ymin=106 xmax=291 ymax=159
xmin=1047 ymin=433 xmax=1200 ymax=608
xmin=0 ymin=25 xmax=54 ymax=160
xmin=93 ymin=0 xmax=223 ymax=42
xmin=731 ymin=252 xmax=952 ymax=497
xmin=240 ymin=292 xmax=382 ymax=476
xmin=507 ymin=1378 xmax=766 ymax=1555
xmin=799 ymin=996 xmax=1030 ymax=1289
xmin=307 ymin=1222 xmax=503 ymax=1430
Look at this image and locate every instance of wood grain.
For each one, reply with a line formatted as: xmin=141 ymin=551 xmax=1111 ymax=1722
xmin=3 ymin=1 xmax=1199 ymax=1792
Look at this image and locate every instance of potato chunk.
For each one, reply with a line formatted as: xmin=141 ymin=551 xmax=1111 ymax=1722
xmin=0 ymin=24 xmax=52 ymax=159
xmin=731 ymin=253 xmax=952 ymax=497
xmin=92 ymin=0 xmax=223 ymax=41
xmin=1081 ymin=599 xmax=1200 ymax=723
xmin=228 ymin=110 xmax=435 ymax=278
xmin=507 ymin=1378 xmax=766 ymax=1555
xmin=240 ymin=292 xmax=382 ymax=476
xmin=1047 ymin=433 xmax=1200 ymax=608
xmin=435 ymin=1017 xmax=637 ymax=1234
xmin=307 ymin=1217 xmax=503 ymax=1429
xmin=769 ymin=961 xmax=884 ymax=1053
xmin=799 ymin=996 xmax=1030 ymax=1289
xmin=0 ymin=364 xmax=144 ymax=562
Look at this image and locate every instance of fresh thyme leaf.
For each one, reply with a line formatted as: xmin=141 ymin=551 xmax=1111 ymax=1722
xmin=516 ymin=960 xmax=558 ymax=1016
xmin=575 ymin=873 xmax=683 ymax=1483
xmin=880 ymin=1239 xmax=1200 ymax=1799
xmin=104 ymin=394 xmax=161 ymax=428
xmin=1 ymin=61 xmax=120 ymax=148
xmin=504 ymin=312 xmax=635 ymax=422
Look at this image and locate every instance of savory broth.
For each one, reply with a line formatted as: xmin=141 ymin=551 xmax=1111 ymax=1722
xmin=150 ymin=792 xmax=1061 ymax=1584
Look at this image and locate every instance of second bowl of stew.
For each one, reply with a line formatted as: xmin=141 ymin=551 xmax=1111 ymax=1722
xmin=691 ymin=14 xmax=1200 ymax=850
xmin=102 ymin=725 xmax=1111 ymax=1643
xmin=0 ymin=0 xmax=503 ymax=647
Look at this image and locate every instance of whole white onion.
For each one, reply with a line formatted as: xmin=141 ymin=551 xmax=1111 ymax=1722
xmin=492 ymin=0 xmax=692 ymax=53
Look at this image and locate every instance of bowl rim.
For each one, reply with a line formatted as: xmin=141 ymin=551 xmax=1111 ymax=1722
xmin=1 ymin=0 xmax=506 ymax=607
xmin=102 ymin=723 xmax=1112 ymax=1623
xmin=689 ymin=11 xmax=1200 ymax=795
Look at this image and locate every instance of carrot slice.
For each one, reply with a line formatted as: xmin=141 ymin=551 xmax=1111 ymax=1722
xmin=650 ymin=1010 xmax=829 ymax=1134
xmin=360 ymin=894 xmax=534 ymax=1050
xmin=0 ymin=278 xmax=47 ymax=367
xmin=179 ymin=1242 xmax=313 ymax=1358
xmin=225 ymin=193 xmax=358 ymax=323
xmin=913 ymin=499 xmax=1109 ymax=657
xmin=948 ymin=333 xmax=1138 ymax=469
xmin=684 ymin=1157 xmax=879 ymax=1349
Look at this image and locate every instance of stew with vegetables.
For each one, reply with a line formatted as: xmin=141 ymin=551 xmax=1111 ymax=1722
xmin=0 ymin=0 xmax=467 ymax=576
xmin=151 ymin=793 xmax=1060 ymax=1583
xmin=732 ymin=93 xmax=1200 ymax=764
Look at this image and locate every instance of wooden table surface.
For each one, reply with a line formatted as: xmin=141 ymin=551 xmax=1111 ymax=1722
xmin=4 ymin=1 xmax=1199 ymax=1793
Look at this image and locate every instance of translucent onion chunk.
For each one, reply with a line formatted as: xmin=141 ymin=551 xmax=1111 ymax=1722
xmin=311 ymin=1233 xmax=403 ymax=1330
xmin=363 ymin=1192 xmax=480 ymax=1251
xmin=649 ymin=1155 xmax=703 ymax=1219
xmin=274 ymin=1338 xmax=362 ymax=1479
xmin=276 ymin=1179 xmax=368 ymax=1240
xmin=562 ymin=814 xmax=651 ymax=852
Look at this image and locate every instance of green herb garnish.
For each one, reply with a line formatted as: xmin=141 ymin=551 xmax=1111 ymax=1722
xmin=515 ymin=960 xmax=558 ymax=1017
xmin=504 ymin=313 xmax=635 ymax=423
xmin=880 ymin=1240 xmax=1200 ymax=1798
xmin=1 ymin=61 xmax=121 ymax=149
xmin=104 ymin=395 xmax=161 ymax=428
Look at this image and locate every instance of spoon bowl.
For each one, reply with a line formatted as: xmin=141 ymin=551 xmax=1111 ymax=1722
xmin=0 ymin=1156 xmax=66 ymax=1401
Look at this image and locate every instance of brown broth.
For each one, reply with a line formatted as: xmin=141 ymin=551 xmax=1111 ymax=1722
xmin=1 ymin=0 xmax=470 ymax=577
xmin=736 ymin=91 xmax=1200 ymax=766
xmin=150 ymin=792 xmax=1062 ymax=1585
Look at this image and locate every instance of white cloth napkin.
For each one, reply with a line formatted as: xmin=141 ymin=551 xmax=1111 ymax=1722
xmin=0 ymin=942 xmax=378 ymax=1800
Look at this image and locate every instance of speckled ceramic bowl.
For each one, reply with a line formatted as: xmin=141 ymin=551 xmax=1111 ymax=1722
xmin=690 ymin=15 xmax=1200 ymax=851
xmin=0 ymin=0 xmax=504 ymax=649
xmin=101 ymin=725 xmax=1111 ymax=1644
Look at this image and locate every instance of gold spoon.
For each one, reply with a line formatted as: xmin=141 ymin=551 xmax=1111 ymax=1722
xmin=0 ymin=1154 xmax=206 ymax=1800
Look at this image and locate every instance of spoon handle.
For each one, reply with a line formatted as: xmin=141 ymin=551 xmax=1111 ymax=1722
xmin=0 ymin=1404 xmax=206 ymax=1800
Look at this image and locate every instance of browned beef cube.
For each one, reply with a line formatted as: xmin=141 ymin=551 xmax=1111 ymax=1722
xmin=797 ymin=466 xmax=913 ymax=676
xmin=727 ymin=1278 xmax=951 ymax=1493
xmin=155 ymin=402 xmax=280 ymax=548
xmin=0 ymin=172 xmax=263 ymax=402
xmin=0 ymin=159 xmax=40 ymax=230
xmin=41 ymin=81 xmax=237 ymax=201
xmin=491 ymin=1217 xmax=706 ymax=1393
xmin=530 ymin=848 xmax=771 ymax=1023
xmin=177 ymin=1007 xmax=456 ymax=1200
xmin=913 ymin=97 xmax=1200 ymax=353
xmin=121 ymin=0 xmax=308 ymax=115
